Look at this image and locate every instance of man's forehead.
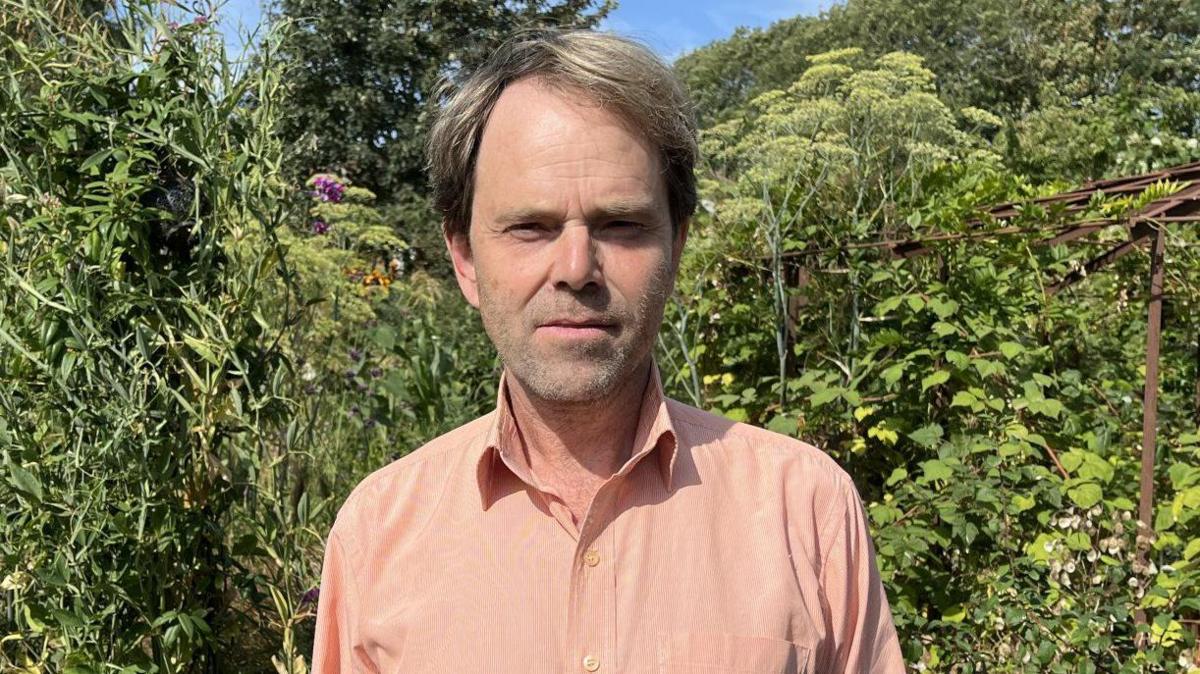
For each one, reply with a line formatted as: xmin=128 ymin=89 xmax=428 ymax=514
xmin=480 ymin=77 xmax=657 ymax=161
xmin=471 ymin=77 xmax=668 ymax=216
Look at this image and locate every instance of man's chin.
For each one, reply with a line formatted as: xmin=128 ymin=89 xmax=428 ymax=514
xmin=509 ymin=358 xmax=630 ymax=404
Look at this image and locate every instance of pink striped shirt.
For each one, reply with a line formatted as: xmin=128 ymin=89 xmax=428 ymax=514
xmin=312 ymin=359 xmax=905 ymax=673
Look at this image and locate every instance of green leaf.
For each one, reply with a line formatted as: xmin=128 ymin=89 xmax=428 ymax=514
xmin=941 ymin=604 xmax=966 ymax=623
xmin=1010 ymin=493 xmax=1035 ymax=513
xmin=765 ymin=414 xmax=795 ymax=436
xmin=722 ymin=407 xmax=749 ymax=423
xmin=881 ymin=362 xmax=906 ymax=386
xmin=1067 ymin=483 xmax=1103 ymax=509
xmin=932 ymin=321 xmax=957 ymax=337
xmin=1065 ymin=532 xmax=1091 ymax=551
xmin=928 ymin=297 xmax=959 ymax=319
xmin=950 ymin=390 xmax=978 ymax=407
xmin=52 ymin=608 xmax=84 ymax=630
xmin=921 ymin=370 xmax=949 ymax=391
xmin=808 ymin=387 xmax=842 ymax=408
xmin=908 ymin=423 xmax=944 ymax=448
xmin=920 ymin=458 xmax=953 ymax=482
xmin=7 ymin=461 xmax=43 ymax=502
xmin=182 ymin=335 xmax=221 ymax=367
xmin=79 ymin=148 xmax=112 ymax=173
xmin=1184 ymin=538 xmax=1200 ymax=561
xmin=998 ymin=341 xmax=1024 ymax=359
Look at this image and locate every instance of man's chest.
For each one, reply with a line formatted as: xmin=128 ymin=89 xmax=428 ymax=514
xmin=353 ymin=467 xmax=826 ymax=673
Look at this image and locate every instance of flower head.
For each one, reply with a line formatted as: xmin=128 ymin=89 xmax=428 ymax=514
xmin=299 ymin=586 xmax=320 ymax=607
xmin=310 ymin=175 xmax=346 ymax=203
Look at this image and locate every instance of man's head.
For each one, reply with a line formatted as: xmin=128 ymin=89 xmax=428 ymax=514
xmin=426 ymin=29 xmax=697 ymax=403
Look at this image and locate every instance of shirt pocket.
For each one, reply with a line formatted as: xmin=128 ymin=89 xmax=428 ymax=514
xmin=656 ymin=631 xmax=811 ymax=674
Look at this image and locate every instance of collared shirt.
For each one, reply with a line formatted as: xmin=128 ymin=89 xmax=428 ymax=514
xmin=311 ymin=359 xmax=905 ymax=673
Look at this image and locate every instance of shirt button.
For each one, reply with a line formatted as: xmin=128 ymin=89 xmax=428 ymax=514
xmin=583 ymin=549 xmax=600 ymax=567
xmin=582 ymin=655 xmax=600 ymax=671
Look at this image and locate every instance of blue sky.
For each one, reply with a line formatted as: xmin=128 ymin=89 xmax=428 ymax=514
xmin=214 ymin=0 xmax=833 ymax=61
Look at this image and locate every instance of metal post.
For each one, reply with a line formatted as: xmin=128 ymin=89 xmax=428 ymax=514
xmin=1134 ymin=223 xmax=1166 ymax=647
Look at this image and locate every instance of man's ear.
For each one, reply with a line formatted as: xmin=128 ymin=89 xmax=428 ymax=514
xmin=444 ymin=224 xmax=480 ymax=309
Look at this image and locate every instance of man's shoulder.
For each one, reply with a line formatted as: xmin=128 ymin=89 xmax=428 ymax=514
xmin=330 ymin=411 xmax=495 ymax=538
xmin=667 ymin=397 xmax=852 ymax=485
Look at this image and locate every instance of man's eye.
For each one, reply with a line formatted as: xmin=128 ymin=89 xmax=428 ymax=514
xmin=607 ymin=220 xmax=642 ymax=231
xmin=505 ymin=223 xmax=547 ymax=236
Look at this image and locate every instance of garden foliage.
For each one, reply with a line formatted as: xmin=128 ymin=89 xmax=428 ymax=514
xmin=665 ymin=49 xmax=1200 ymax=672
xmin=0 ymin=0 xmax=295 ymax=669
xmin=2 ymin=0 xmax=1200 ymax=672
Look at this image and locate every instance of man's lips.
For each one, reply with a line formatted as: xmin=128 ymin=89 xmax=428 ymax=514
xmin=536 ymin=319 xmax=618 ymax=337
xmin=540 ymin=319 xmax=614 ymax=328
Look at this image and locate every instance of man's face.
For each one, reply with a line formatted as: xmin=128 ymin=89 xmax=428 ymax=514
xmin=446 ymin=77 xmax=688 ymax=403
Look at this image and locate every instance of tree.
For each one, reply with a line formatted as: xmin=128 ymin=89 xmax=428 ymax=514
xmin=270 ymin=0 xmax=612 ymax=207
xmin=676 ymin=0 xmax=1200 ymax=134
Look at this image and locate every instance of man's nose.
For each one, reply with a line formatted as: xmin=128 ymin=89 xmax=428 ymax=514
xmin=549 ymin=223 xmax=602 ymax=291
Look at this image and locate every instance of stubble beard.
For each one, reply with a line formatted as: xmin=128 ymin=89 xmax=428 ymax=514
xmin=478 ymin=258 xmax=674 ymax=404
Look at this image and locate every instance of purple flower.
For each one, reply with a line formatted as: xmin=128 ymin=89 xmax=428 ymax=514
xmin=369 ymin=366 xmax=383 ymax=378
xmin=364 ymin=418 xmax=377 ymax=430
xmin=192 ymin=14 xmax=209 ymax=26
xmin=168 ymin=20 xmax=180 ymax=30
xmin=311 ymin=219 xmax=329 ymax=235
xmin=310 ymin=175 xmax=346 ymax=203
xmin=348 ymin=348 xmax=362 ymax=361
xmin=299 ymin=586 xmax=320 ymax=607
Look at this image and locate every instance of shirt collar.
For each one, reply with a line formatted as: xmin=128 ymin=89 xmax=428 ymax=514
xmin=475 ymin=358 xmax=678 ymax=510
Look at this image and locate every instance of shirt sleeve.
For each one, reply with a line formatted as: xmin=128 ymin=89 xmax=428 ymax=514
xmin=311 ymin=527 xmax=376 ymax=674
xmin=816 ymin=476 xmax=906 ymax=673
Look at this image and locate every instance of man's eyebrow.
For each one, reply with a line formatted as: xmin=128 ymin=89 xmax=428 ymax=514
xmin=492 ymin=199 xmax=661 ymax=226
xmin=588 ymin=198 xmax=661 ymax=221
xmin=493 ymin=206 xmax=558 ymax=226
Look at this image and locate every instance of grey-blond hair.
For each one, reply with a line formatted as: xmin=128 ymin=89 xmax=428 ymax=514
xmin=425 ymin=28 xmax=698 ymax=239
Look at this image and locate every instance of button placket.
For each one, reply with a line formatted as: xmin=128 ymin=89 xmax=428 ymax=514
xmin=570 ymin=483 xmax=618 ymax=674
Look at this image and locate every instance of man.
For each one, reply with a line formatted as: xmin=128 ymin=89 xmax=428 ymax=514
xmin=312 ymin=29 xmax=905 ymax=674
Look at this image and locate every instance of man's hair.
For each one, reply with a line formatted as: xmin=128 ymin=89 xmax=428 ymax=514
xmin=425 ymin=28 xmax=698 ymax=240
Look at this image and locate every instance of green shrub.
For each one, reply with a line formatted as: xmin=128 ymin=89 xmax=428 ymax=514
xmin=0 ymin=1 xmax=295 ymax=669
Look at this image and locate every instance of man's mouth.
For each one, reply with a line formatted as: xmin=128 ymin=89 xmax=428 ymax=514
xmin=537 ymin=318 xmax=618 ymax=337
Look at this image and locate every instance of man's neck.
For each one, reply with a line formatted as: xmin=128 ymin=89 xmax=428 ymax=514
xmin=505 ymin=357 xmax=652 ymax=490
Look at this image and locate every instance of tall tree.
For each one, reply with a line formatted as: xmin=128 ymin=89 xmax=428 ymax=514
xmin=676 ymin=0 xmax=1200 ymax=126
xmin=270 ymin=0 xmax=612 ymax=205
